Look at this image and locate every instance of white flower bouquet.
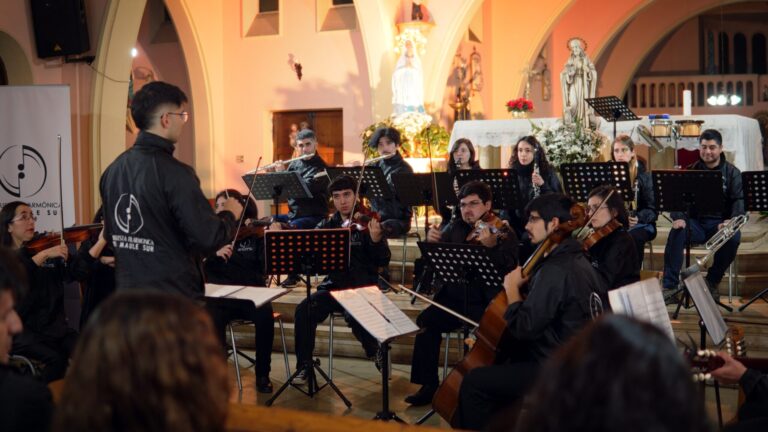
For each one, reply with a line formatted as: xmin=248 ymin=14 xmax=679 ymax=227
xmin=530 ymin=121 xmax=608 ymax=168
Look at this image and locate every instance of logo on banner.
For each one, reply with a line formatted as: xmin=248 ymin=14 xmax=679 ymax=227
xmin=0 ymin=145 xmax=48 ymax=198
xmin=114 ymin=193 xmax=144 ymax=234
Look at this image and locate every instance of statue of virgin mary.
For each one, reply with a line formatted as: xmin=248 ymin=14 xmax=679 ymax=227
xmin=392 ymin=39 xmax=425 ymax=115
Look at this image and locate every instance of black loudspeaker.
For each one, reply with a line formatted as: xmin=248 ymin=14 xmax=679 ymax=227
xmin=30 ymin=0 xmax=90 ymax=59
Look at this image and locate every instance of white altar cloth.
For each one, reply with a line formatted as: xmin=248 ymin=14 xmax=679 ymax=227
xmin=449 ymin=115 xmax=764 ymax=171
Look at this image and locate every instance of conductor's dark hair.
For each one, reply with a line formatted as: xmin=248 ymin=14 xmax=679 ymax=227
xmin=525 ymin=193 xmax=574 ymax=224
xmin=368 ymin=127 xmax=401 ymax=149
xmin=516 ymin=315 xmax=712 ymax=432
xmin=699 ymin=129 xmax=722 ymax=146
xmin=587 ymin=185 xmax=629 ymax=227
xmin=130 ymin=81 xmax=188 ymax=131
xmin=0 ymin=201 xmax=28 ymax=247
xmin=295 ymin=129 xmax=317 ymax=143
xmin=328 ymin=174 xmax=357 ymax=194
xmin=0 ymin=247 xmax=27 ymax=301
xmin=458 ymin=180 xmax=492 ymax=204
xmin=214 ymin=189 xmax=258 ymax=219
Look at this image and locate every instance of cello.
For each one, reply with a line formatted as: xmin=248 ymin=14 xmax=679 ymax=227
xmin=431 ymin=202 xmax=587 ymax=427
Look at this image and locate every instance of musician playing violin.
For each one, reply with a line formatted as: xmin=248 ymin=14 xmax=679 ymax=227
xmin=406 ymin=181 xmax=518 ymax=406
xmin=584 ymin=185 xmax=640 ymax=291
xmin=0 ymin=201 xmax=108 ymax=382
xmin=455 ymin=193 xmax=605 ymax=431
xmin=288 ymin=175 xmax=391 ymax=384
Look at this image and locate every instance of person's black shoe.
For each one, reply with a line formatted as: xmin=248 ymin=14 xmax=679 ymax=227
xmin=281 ymin=275 xmax=300 ymax=288
xmin=256 ymin=375 xmax=273 ymax=393
xmin=404 ymin=384 xmax=436 ymax=406
xmin=377 ymin=267 xmax=391 ymax=292
xmin=663 ymin=287 xmax=680 ymax=305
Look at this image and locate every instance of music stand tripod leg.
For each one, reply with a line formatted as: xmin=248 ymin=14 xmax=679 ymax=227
xmin=738 ymin=287 xmax=768 ymax=312
xmin=416 ymin=409 xmax=436 ymax=425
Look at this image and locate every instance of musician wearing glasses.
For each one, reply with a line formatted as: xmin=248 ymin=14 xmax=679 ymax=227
xmin=100 ymin=81 xmax=242 ymax=298
xmin=583 ymin=186 xmax=640 ymax=291
xmin=611 ymin=134 xmax=657 ymax=265
xmin=662 ymin=129 xmax=745 ymax=298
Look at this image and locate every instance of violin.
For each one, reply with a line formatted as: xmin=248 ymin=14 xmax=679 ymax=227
xmin=522 ymin=203 xmax=587 ymax=278
xmin=341 ymin=203 xmax=381 ymax=232
xmin=235 ymin=223 xmax=266 ymax=241
xmin=25 ymin=224 xmax=103 ymax=254
xmin=582 ymin=218 xmax=622 ymax=251
xmin=465 ymin=211 xmax=511 ymax=244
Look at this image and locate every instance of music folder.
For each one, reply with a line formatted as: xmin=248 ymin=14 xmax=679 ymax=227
xmin=331 ymin=286 xmax=420 ymax=343
xmin=608 ymin=278 xmax=675 ymax=340
xmin=205 ymin=283 xmax=291 ymax=308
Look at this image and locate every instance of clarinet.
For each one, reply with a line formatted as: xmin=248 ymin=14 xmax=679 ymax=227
xmin=533 ymin=161 xmax=541 ymax=198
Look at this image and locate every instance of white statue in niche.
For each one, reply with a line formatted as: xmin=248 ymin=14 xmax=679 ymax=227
xmin=560 ymin=37 xmax=598 ymax=129
xmin=392 ymin=38 xmax=425 ymax=115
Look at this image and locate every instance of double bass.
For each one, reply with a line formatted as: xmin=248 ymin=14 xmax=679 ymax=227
xmin=431 ymin=203 xmax=586 ymax=427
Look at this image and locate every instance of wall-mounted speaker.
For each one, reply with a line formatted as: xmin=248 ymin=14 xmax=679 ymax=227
xmin=30 ymin=0 xmax=90 ymax=59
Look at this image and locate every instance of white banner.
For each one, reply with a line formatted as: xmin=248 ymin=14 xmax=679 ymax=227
xmin=0 ymin=86 xmax=76 ymax=231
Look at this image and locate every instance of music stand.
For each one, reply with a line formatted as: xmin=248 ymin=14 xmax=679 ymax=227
xmin=264 ymin=228 xmax=352 ymax=408
xmin=560 ymin=161 xmax=632 ymax=203
xmin=455 ymin=169 xmax=522 ymax=212
xmin=242 ymin=172 xmax=312 ymax=218
xmin=739 ymin=171 xmax=767 ymax=311
xmin=392 ymin=172 xmax=453 ymax=238
xmin=652 ymin=170 xmax=732 ymax=317
xmin=586 ymin=96 xmax=640 ymax=140
xmin=325 ymin=166 xmax=393 ymax=200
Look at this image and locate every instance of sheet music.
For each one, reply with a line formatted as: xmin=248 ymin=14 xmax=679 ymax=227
xmin=331 ymin=286 xmax=419 ymax=343
xmin=204 ymin=284 xmax=290 ymax=308
xmin=684 ymin=272 xmax=728 ymax=345
xmin=609 ymin=278 xmax=675 ymax=340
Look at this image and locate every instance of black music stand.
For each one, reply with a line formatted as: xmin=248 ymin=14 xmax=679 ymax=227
xmin=264 ymin=228 xmax=352 ymax=408
xmin=560 ymin=161 xmax=632 ymax=203
xmin=739 ymin=171 xmax=767 ymax=311
xmin=652 ymin=170 xmax=732 ymax=317
xmin=325 ymin=166 xmax=393 ymax=200
xmin=455 ymin=169 xmax=522 ymax=211
xmin=586 ymin=96 xmax=640 ymax=140
xmin=392 ymin=172 xmax=453 ymax=238
xmin=242 ymin=172 xmax=312 ymax=218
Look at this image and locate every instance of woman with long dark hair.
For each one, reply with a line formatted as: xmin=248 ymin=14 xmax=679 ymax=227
xmin=440 ymin=138 xmax=482 ymax=226
xmin=0 ymin=201 xmax=107 ymax=382
xmin=204 ymin=189 xmax=275 ymax=393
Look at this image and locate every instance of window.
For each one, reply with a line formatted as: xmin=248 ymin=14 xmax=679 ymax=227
xmin=332 ymin=0 xmax=353 ymax=5
xmin=259 ymin=0 xmax=278 ymax=13
xmin=753 ymin=33 xmax=766 ymax=74
xmin=0 ymin=56 xmax=7 ymax=85
xmin=718 ymin=32 xmax=729 ymax=74
xmin=733 ymin=33 xmax=747 ymax=74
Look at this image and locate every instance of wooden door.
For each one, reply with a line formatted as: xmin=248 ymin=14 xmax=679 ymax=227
xmin=272 ymin=109 xmax=343 ymax=166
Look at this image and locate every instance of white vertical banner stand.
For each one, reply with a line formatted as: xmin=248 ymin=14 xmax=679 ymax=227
xmin=0 ymin=85 xmax=75 ymax=231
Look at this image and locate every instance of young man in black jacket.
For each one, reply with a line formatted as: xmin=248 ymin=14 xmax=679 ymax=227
xmin=456 ymin=193 xmax=606 ymax=431
xmin=406 ymin=181 xmax=519 ymax=406
xmin=99 ymin=81 xmax=241 ymax=298
xmin=662 ymin=129 xmax=745 ymax=296
xmin=289 ymin=175 xmax=391 ymax=383
xmin=367 ymin=127 xmax=414 ymax=238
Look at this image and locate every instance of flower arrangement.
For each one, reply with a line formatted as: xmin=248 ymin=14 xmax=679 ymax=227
xmin=506 ymin=97 xmax=534 ymax=113
xmin=531 ymin=121 xmax=608 ymax=168
xmin=360 ymin=113 xmax=448 ymax=159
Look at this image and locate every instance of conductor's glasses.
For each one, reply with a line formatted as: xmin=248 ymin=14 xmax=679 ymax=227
xmin=166 ymin=111 xmax=189 ymax=123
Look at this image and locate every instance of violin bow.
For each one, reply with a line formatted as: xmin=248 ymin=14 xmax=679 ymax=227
xmin=57 ymin=134 xmax=65 ymax=246
xmin=348 ymin=149 xmax=369 ymax=224
xmin=231 ymin=156 xmax=263 ymax=248
xmin=425 ymin=130 xmax=439 ymax=234
xmin=573 ymin=188 xmax=615 ymax=239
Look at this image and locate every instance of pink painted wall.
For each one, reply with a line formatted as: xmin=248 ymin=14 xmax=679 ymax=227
xmin=641 ymin=17 xmax=700 ymax=75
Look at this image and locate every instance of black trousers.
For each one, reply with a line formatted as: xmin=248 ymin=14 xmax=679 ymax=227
xmin=409 ymin=296 xmax=485 ymax=387
xmin=12 ymin=328 xmax=78 ymax=383
xmin=208 ymin=301 xmax=274 ymax=377
xmin=294 ymin=290 xmax=378 ymax=369
xmin=457 ymin=362 xmax=541 ymax=431
xmin=628 ymin=226 xmax=656 ymax=267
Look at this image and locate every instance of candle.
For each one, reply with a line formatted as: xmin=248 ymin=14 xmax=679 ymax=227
xmin=683 ymin=90 xmax=692 ymax=116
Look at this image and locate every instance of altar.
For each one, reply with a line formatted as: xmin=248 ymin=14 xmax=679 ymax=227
xmin=449 ymin=115 xmax=764 ymax=172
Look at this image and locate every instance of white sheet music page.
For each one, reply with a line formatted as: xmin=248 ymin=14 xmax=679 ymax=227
xmin=608 ymin=278 xmax=675 ymax=340
xmin=204 ymin=284 xmax=290 ymax=308
xmin=357 ymin=286 xmax=419 ymax=336
xmin=205 ymin=283 xmax=245 ymax=298
xmin=331 ymin=286 xmax=418 ymax=343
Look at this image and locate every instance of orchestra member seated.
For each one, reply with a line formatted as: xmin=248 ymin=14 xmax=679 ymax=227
xmin=662 ymin=129 xmax=744 ymax=298
xmin=504 ymin=136 xmax=563 ymax=260
xmin=455 ymin=193 xmax=605 ymax=430
xmin=440 ymin=138 xmax=482 ymax=227
xmin=612 ymin=134 xmax=657 ymax=265
xmin=0 ymin=248 xmax=53 ymax=432
xmin=0 ymin=201 xmax=108 ymax=383
xmin=273 ymin=128 xmax=330 ymax=288
xmin=711 ymin=352 xmax=768 ymax=431
xmin=367 ymin=127 xmax=414 ymax=238
xmin=515 ymin=315 xmax=711 ymax=432
xmin=204 ymin=189 xmax=275 ymax=393
xmin=287 ymin=175 xmax=392 ymax=384
xmin=584 ymin=185 xmax=640 ymax=291
xmin=54 ymin=291 xmax=229 ymax=432
xmin=406 ymin=181 xmax=518 ymax=406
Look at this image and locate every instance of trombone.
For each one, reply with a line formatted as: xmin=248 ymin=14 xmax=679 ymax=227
xmin=246 ymin=153 xmax=314 ymax=174
xmin=682 ymin=214 xmax=748 ymax=277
